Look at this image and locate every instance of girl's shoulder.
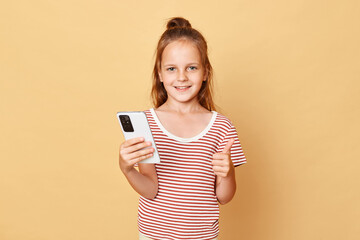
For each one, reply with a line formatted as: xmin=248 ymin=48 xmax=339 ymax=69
xmin=212 ymin=111 xmax=234 ymax=129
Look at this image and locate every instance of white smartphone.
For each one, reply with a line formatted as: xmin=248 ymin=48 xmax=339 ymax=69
xmin=117 ymin=111 xmax=160 ymax=164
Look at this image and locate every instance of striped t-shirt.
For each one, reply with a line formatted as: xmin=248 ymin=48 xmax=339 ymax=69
xmin=138 ymin=108 xmax=246 ymax=240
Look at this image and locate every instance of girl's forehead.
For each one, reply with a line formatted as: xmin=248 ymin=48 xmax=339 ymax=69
xmin=166 ymin=39 xmax=197 ymax=49
xmin=162 ymin=40 xmax=201 ymax=61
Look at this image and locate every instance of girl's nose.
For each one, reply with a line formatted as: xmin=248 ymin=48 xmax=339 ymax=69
xmin=178 ymin=70 xmax=188 ymax=81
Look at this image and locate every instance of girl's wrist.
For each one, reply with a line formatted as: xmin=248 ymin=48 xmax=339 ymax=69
xmin=121 ymin=165 xmax=137 ymax=176
xmin=217 ymin=170 xmax=235 ymax=184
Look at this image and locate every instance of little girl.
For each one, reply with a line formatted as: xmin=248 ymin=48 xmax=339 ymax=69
xmin=119 ymin=17 xmax=246 ymax=240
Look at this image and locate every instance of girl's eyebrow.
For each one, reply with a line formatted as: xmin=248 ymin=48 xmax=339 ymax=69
xmin=163 ymin=62 xmax=200 ymax=67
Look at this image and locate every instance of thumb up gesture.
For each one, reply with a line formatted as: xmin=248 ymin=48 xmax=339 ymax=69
xmin=212 ymin=138 xmax=235 ymax=178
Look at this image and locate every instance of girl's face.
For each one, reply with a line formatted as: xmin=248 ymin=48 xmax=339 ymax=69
xmin=159 ymin=39 xmax=206 ymax=106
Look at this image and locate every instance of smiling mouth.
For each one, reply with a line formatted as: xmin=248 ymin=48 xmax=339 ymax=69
xmin=174 ymin=86 xmax=191 ymax=90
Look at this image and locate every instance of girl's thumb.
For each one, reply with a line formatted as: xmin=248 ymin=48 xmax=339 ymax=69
xmin=222 ymin=138 xmax=235 ymax=153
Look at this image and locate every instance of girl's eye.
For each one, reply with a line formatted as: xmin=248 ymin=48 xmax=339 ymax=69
xmin=167 ymin=67 xmax=175 ymax=71
xmin=188 ymin=66 xmax=197 ymax=71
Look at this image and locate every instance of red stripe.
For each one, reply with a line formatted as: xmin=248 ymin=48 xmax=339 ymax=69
xmin=137 ymin=109 xmax=245 ymax=239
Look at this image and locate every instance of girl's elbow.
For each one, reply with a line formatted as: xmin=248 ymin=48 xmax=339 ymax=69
xmin=217 ymin=190 xmax=236 ymax=205
xmin=147 ymin=191 xmax=158 ymax=200
xmin=218 ymin=197 xmax=232 ymax=205
xmin=144 ymin=185 xmax=158 ymax=199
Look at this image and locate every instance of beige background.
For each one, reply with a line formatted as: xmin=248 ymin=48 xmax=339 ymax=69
xmin=1 ymin=0 xmax=359 ymax=239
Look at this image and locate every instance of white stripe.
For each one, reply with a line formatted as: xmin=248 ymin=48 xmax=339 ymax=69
xmin=137 ymin=109 xmax=245 ymax=239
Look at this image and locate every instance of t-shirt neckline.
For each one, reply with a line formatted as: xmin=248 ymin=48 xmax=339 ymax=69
xmin=149 ymin=108 xmax=217 ymax=143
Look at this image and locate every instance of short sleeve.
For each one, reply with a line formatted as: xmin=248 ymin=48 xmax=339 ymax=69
xmin=217 ymin=124 xmax=246 ymax=167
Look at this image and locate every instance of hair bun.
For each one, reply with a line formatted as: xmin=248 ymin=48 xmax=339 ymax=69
xmin=166 ymin=17 xmax=192 ymax=29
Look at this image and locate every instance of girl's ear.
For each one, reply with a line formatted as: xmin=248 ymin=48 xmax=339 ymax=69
xmin=158 ymin=66 xmax=163 ymax=82
xmin=203 ymin=69 xmax=208 ymax=81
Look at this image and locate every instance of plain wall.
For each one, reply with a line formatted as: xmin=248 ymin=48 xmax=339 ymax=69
xmin=1 ymin=0 xmax=359 ymax=239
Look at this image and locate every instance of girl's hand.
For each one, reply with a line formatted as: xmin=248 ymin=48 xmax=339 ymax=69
xmin=212 ymin=138 xmax=235 ymax=178
xmin=119 ymin=137 xmax=154 ymax=175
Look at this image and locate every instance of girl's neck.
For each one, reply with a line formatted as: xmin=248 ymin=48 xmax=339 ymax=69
xmin=157 ymin=100 xmax=209 ymax=114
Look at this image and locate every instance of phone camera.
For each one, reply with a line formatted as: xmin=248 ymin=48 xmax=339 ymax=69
xmin=119 ymin=115 xmax=134 ymax=132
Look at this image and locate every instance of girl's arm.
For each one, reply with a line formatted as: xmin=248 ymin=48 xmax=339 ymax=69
xmin=214 ymin=168 xmax=236 ymax=205
xmin=212 ymin=138 xmax=237 ymax=204
xmin=119 ymin=137 xmax=158 ymax=199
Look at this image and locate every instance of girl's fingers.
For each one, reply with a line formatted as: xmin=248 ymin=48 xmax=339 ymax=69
xmin=213 ymin=168 xmax=229 ymax=178
xmin=127 ymin=147 xmax=154 ymax=163
xmin=212 ymin=159 xmax=225 ymax=166
xmin=212 ymin=157 xmax=234 ymax=177
xmin=122 ymin=141 xmax=152 ymax=155
xmin=212 ymin=152 xmax=229 ymax=160
xmin=212 ymin=165 xmax=226 ymax=173
xmin=212 ymin=160 xmax=230 ymax=172
xmin=132 ymin=153 xmax=154 ymax=164
xmin=121 ymin=137 xmax=145 ymax=149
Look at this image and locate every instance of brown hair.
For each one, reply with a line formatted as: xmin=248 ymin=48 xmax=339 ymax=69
xmin=151 ymin=17 xmax=215 ymax=111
